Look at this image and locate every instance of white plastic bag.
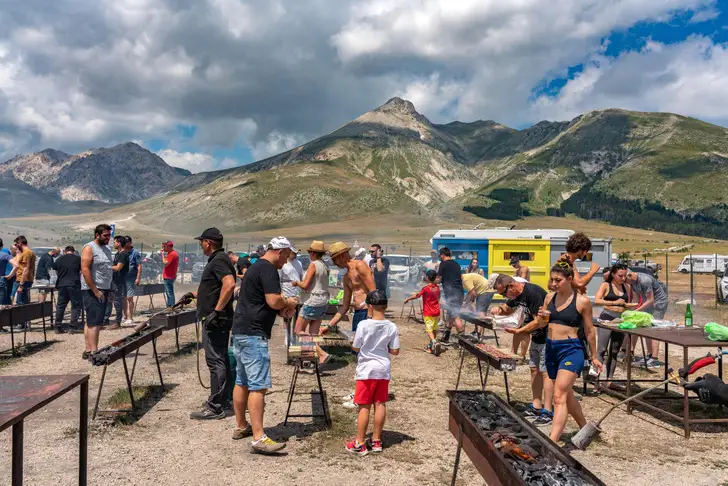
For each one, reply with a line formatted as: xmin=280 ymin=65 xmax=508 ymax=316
xmin=494 ymin=306 xmax=526 ymax=329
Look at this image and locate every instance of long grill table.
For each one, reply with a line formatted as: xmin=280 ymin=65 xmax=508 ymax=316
xmin=89 ymin=326 xmax=165 ymax=420
xmin=455 ymin=335 xmax=519 ymax=403
xmin=134 ymin=283 xmax=166 ymax=312
xmin=448 ymin=391 xmax=604 ymax=486
xmin=0 ymin=302 xmax=53 ymax=356
xmin=30 ymin=285 xmax=57 ymax=326
xmin=593 ymin=321 xmax=727 ymax=438
xmin=1 ymin=374 xmax=89 ymax=486
xmin=150 ymin=309 xmax=197 ymax=351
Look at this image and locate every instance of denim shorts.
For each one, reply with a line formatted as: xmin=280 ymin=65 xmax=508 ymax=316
xmin=545 ymin=338 xmax=586 ymax=380
xmin=126 ymin=278 xmax=138 ymax=297
xmin=352 ymin=309 xmax=368 ymax=332
xmin=232 ymin=334 xmax=272 ymax=391
xmin=528 ymin=341 xmax=547 ymax=372
xmin=300 ymin=304 xmax=327 ymax=320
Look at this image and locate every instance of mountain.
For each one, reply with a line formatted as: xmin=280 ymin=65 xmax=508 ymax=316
xmin=120 ymin=98 xmax=728 ymax=238
xmin=0 ymin=178 xmax=110 ymax=216
xmin=0 ymin=142 xmax=191 ymax=204
xmin=5 ymin=99 xmax=728 ymax=238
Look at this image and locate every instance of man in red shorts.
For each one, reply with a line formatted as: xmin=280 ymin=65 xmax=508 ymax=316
xmin=346 ymin=290 xmax=401 ymax=456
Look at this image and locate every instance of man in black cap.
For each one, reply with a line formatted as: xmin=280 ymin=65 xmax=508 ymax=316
xmin=184 ymin=227 xmax=237 ymax=420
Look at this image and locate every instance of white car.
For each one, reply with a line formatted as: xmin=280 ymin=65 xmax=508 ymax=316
xmin=385 ymin=255 xmax=420 ymax=285
xmin=718 ymin=271 xmax=728 ymax=304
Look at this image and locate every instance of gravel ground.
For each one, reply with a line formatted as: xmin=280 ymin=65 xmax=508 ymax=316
xmin=1 ymin=292 xmax=728 ymax=486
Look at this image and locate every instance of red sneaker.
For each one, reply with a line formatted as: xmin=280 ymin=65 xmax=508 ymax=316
xmin=345 ymin=440 xmax=368 ymax=456
xmin=369 ymin=439 xmax=383 ymax=452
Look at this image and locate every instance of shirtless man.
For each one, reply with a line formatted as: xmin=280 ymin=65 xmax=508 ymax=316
xmin=558 ymin=232 xmax=601 ymax=293
xmin=510 ymin=257 xmax=530 ymax=281
xmin=326 ymin=241 xmax=376 ymax=332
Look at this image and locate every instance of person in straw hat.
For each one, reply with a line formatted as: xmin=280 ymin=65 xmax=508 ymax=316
xmin=292 ymin=240 xmax=332 ymax=364
xmin=325 ymin=241 xmax=376 ymax=333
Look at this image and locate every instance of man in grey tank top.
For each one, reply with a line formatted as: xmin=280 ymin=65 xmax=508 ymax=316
xmin=81 ymin=224 xmax=113 ymax=360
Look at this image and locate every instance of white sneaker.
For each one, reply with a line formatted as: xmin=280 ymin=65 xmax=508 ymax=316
xmin=123 ymin=319 xmax=134 ymax=326
xmin=342 ymin=401 xmax=357 ymax=409
xmin=341 ymin=393 xmax=354 ymax=402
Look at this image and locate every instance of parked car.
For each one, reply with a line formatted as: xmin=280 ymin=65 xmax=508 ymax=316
xmin=718 ymin=274 xmax=728 ymax=303
xmin=140 ymin=257 xmax=162 ymax=283
xmin=296 ymin=254 xmax=311 ymax=271
xmin=385 ymin=254 xmax=420 ymax=285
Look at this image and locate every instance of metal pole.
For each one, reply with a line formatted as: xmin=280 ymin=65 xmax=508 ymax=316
xmin=665 ymin=253 xmax=669 ymax=294
xmin=716 ymin=254 xmax=719 ymax=308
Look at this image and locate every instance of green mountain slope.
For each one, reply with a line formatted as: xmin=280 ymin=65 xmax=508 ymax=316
xmin=113 ymin=100 xmax=728 ymax=237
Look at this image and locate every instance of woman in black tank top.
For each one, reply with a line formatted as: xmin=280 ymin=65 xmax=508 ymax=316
xmin=540 ymin=262 xmax=600 ymax=443
xmin=594 ymin=264 xmax=638 ymax=387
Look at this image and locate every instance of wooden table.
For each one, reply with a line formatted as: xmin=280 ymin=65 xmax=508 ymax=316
xmin=0 ymin=375 xmax=89 ymax=485
xmin=593 ymin=322 xmax=727 ymax=438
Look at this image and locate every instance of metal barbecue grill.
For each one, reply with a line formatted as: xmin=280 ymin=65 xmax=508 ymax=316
xmin=455 ymin=334 xmax=519 ymax=403
xmin=448 ymin=391 xmax=605 ymax=486
xmin=0 ymin=302 xmax=53 ymax=356
xmin=89 ymin=325 xmax=165 ymax=420
xmin=150 ymin=309 xmax=197 ymax=351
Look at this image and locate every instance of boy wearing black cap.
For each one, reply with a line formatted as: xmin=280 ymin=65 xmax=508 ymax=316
xmin=346 ymin=290 xmax=401 ymax=456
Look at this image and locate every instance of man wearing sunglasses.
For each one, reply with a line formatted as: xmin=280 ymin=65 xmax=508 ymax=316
xmin=369 ymin=244 xmax=390 ymax=296
xmin=491 ymin=275 xmax=552 ymax=424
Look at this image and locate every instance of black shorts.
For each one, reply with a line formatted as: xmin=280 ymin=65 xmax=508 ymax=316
xmin=475 ymin=292 xmax=494 ymax=313
xmin=83 ymin=289 xmax=110 ymax=327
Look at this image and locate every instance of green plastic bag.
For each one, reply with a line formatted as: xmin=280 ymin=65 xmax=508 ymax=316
xmin=704 ymin=322 xmax=728 ymax=341
xmin=618 ymin=322 xmax=637 ymax=330
xmin=328 ymin=290 xmax=345 ymax=306
xmin=621 ymin=310 xmax=653 ymax=328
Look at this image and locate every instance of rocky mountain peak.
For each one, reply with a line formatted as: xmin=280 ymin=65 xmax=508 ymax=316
xmin=377 ymin=97 xmax=420 ymax=116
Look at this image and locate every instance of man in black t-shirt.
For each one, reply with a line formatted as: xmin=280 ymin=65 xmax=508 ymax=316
xmin=368 ymin=243 xmax=390 ymax=295
xmin=52 ymin=246 xmax=82 ymax=332
xmin=187 ymin=228 xmax=237 ymax=421
xmin=492 ymin=275 xmax=553 ymax=424
xmin=35 ymin=248 xmax=59 ymax=303
xmin=435 ymin=247 xmax=464 ymax=342
xmin=106 ymin=236 xmax=130 ymax=327
xmin=231 ymin=236 xmax=298 ymax=454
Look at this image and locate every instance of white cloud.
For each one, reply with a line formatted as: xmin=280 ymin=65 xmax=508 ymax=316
xmin=156 ymin=149 xmax=238 ymax=174
xmin=0 ymin=0 xmax=724 ymax=166
xmin=531 ymin=36 xmax=728 ymax=125
xmin=251 ymin=131 xmax=305 ymax=160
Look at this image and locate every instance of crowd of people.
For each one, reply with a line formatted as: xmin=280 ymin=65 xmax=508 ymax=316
xmin=2 ymin=226 xmax=677 ymax=454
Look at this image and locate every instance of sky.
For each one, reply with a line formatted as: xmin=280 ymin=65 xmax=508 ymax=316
xmin=0 ymin=0 xmax=727 ymax=173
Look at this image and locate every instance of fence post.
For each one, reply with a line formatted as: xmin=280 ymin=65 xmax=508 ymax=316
xmin=665 ymin=253 xmax=669 ymax=294
xmin=716 ymin=254 xmax=719 ymax=309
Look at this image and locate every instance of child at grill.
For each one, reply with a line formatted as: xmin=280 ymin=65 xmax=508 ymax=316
xmin=403 ymin=270 xmax=442 ymax=356
xmin=346 ymin=290 xmax=401 ymax=456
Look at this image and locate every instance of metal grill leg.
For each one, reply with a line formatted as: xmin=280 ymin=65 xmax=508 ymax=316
xmin=492 ymin=328 xmax=500 ymax=347
xmin=175 ymin=327 xmax=180 ymax=351
xmin=41 ymin=314 xmax=47 ymax=343
xmin=504 ymin=372 xmax=511 ymax=404
xmin=314 ymin=361 xmax=331 ymax=427
xmin=129 ymin=349 xmax=140 ymax=383
xmin=455 ymin=347 xmax=466 ymax=390
xmin=450 ymin=424 xmax=463 ymax=486
xmin=9 ymin=323 xmax=16 ymax=356
xmin=640 ymin=337 xmax=648 ymax=368
xmin=477 ymin=358 xmax=484 ymax=390
xmin=92 ymin=365 xmax=108 ymax=420
xmin=79 ymin=380 xmax=88 ymax=486
xmin=122 ymin=355 xmax=136 ymax=411
xmin=284 ymin=361 xmax=300 ymax=426
xmin=152 ymin=338 xmax=164 ymax=388
xmin=483 ymin=361 xmax=491 ymax=390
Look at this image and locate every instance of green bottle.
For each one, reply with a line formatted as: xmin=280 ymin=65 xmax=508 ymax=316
xmin=684 ymin=304 xmax=693 ymax=327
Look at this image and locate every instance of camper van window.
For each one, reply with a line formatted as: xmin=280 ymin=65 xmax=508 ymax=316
xmin=504 ymin=252 xmax=535 ymax=261
xmin=456 ymin=251 xmax=475 ymax=261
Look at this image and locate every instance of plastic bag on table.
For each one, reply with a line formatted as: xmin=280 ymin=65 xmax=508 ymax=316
xmin=704 ymin=322 xmax=728 ymax=341
xmin=618 ymin=321 xmax=637 ymax=330
xmin=493 ymin=306 xmax=526 ymax=329
xmin=652 ymin=319 xmax=676 ymax=328
xmin=621 ymin=310 xmax=653 ymax=327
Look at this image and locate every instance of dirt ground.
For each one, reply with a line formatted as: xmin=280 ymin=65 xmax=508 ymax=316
xmin=1 ymin=288 xmax=728 ymax=486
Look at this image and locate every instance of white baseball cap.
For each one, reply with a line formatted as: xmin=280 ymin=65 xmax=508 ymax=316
xmin=487 ymin=273 xmax=500 ymax=290
xmin=268 ymin=236 xmax=297 ymax=253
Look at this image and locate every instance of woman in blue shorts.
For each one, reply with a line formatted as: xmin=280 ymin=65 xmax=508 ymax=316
xmin=539 ymin=261 xmax=602 ymax=443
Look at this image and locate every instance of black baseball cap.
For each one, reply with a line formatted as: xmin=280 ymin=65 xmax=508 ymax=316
xmin=194 ymin=227 xmax=223 ymax=241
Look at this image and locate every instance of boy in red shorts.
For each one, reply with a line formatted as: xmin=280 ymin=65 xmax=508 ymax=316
xmin=403 ymin=269 xmax=442 ymax=356
xmin=346 ymin=290 xmax=401 ymax=456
